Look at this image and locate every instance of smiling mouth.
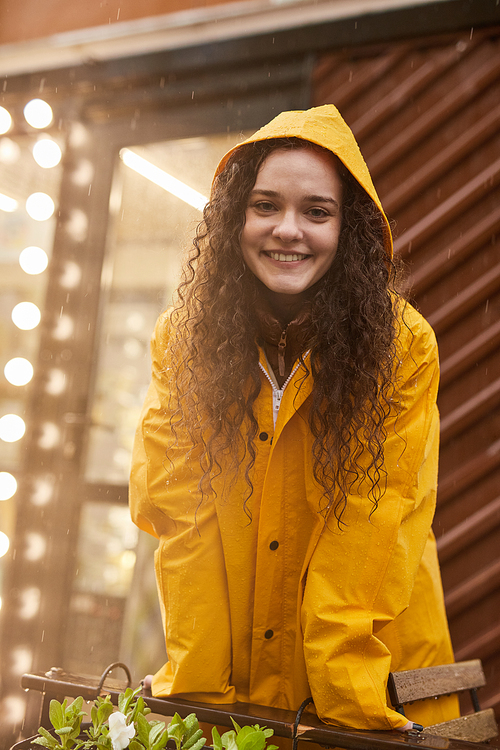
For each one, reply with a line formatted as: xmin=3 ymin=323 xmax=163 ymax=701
xmin=267 ymin=251 xmax=309 ymax=262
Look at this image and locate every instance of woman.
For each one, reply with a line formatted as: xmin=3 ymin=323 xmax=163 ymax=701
xmin=129 ymin=105 xmax=458 ymax=732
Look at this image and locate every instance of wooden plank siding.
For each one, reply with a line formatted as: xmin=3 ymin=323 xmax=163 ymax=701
xmin=312 ymin=26 xmax=500 ymax=722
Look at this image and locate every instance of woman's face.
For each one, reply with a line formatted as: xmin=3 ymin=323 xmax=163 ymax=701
xmin=241 ymin=147 xmax=343 ymax=302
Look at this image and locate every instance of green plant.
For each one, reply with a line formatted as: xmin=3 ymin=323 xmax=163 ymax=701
xmin=30 ymin=689 xmax=278 ymax=750
xmin=212 ymin=718 xmax=278 ymax=750
xmin=32 ymin=697 xmax=86 ymax=750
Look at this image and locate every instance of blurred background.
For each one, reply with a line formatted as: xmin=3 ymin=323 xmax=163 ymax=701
xmin=0 ymin=0 xmax=499 ymax=745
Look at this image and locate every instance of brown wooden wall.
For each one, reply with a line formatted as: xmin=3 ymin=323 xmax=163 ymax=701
xmin=313 ymin=26 xmax=500 ymax=720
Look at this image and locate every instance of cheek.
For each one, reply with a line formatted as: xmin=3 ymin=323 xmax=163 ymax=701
xmin=241 ymin=215 xmax=261 ymax=250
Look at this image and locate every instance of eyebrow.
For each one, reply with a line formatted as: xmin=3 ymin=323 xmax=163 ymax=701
xmin=249 ymin=188 xmax=340 ymax=209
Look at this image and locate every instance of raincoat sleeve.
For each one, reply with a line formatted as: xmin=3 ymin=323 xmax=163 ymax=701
xmin=129 ymin=314 xmax=237 ymax=702
xmin=301 ymin=309 xmax=444 ymax=730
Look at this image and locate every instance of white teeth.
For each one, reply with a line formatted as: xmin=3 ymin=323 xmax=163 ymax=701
xmin=269 ymin=252 xmax=306 ymax=262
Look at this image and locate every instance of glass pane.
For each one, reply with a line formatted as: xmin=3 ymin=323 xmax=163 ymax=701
xmin=85 ymin=132 xmax=250 ymax=483
xmin=65 ymin=501 xmax=140 ymax=675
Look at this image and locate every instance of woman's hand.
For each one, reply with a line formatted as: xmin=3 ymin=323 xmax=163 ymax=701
xmin=396 ymin=721 xmax=423 ymax=732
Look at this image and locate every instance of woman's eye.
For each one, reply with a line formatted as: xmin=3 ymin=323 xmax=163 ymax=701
xmin=308 ymin=207 xmax=329 ymax=218
xmin=255 ymin=201 xmax=276 ymax=212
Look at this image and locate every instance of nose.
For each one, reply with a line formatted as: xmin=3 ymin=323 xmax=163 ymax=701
xmin=272 ymin=210 xmax=302 ymax=243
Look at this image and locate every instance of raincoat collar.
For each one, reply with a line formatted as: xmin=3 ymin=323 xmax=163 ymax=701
xmin=214 ymin=104 xmax=393 ymax=258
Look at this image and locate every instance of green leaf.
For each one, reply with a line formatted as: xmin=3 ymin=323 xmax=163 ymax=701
xmin=212 ymin=726 xmax=223 ymax=750
xmin=183 ymin=714 xmax=198 ymax=734
xmin=238 ymin=732 xmax=266 ymax=750
xmin=151 ymin=727 xmax=170 ymax=750
xmin=49 ymin=700 xmax=65 ymax=730
xmin=97 ymin=700 xmax=114 ymax=725
xmin=168 ymin=713 xmax=186 ymax=749
xmin=55 ymin=728 xmax=72 ymax=736
xmin=117 ymin=691 xmax=127 ymax=714
xmin=187 ymin=736 xmax=207 ymax=750
xmin=136 ymin=712 xmax=152 ymax=746
xmin=230 ymin=719 xmax=242 ymax=734
xmin=183 ymin=728 xmax=204 ymax=749
xmin=33 ymin=729 xmax=59 ymax=750
xmin=149 ymin=722 xmax=167 ymax=746
xmin=70 ymin=697 xmax=84 ymax=714
xmin=221 ymin=729 xmax=238 ymax=750
xmin=32 ymin=738 xmax=58 ymax=749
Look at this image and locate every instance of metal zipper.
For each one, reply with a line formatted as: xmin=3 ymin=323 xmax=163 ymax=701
xmin=259 ymin=360 xmax=302 ymax=429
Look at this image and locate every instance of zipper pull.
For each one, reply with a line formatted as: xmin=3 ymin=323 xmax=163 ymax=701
xmin=273 ymin=388 xmax=283 ymax=424
xmin=278 ymin=329 xmax=287 ymax=378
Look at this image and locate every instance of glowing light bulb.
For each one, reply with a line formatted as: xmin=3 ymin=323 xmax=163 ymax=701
xmin=0 ymin=531 xmax=10 ymax=558
xmin=2 ymin=695 xmax=26 ymax=724
xmin=0 ymin=414 xmax=26 ymax=442
xmin=26 ymin=192 xmax=55 ymax=221
xmin=4 ymin=357 xmax=34 ymax=386
xmin=0 ymin=106 xmax=12 ymax=134
xmin=18 ymin=587 xmax=40 ymax=618
xmin=24 ymin=532 xmax=46 ymax=561
xmin=0 ymin=192 xmax=18 ymax=212
xmin=24 ymin=99 xmax=53 ymax=129
xmin=32 ymin=138 xmax=62 ymax=168
xmin=12 ymin=301 xmax=41 ymax=330
xmin=11 ymin=646 xmax=33 ymax=675
xmin=0 ymin=137 xmax=20 ymax=163
xmin=0 ymin=472 xmax=17 ymax=501
xmin=19 ymin=246 xmax=48 ymax=275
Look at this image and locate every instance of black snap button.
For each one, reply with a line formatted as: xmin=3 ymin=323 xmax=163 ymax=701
xmin=259 ymin=432 xmax=268 ymax=441
xmin=269 ymin=540 xmax=279 ymax=551
xmin=264 ymin=629 xmax=274 ymax=639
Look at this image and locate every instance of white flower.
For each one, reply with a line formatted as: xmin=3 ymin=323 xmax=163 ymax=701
xmin=108 ymin=711 xmax=136 ymax=750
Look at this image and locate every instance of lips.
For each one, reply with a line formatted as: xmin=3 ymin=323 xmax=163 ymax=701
xmin=267 ymin=251 xmax=309 ymax=262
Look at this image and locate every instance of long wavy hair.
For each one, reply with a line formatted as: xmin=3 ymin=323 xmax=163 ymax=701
xmin=166 ymin=137 xmax=403 ymax=523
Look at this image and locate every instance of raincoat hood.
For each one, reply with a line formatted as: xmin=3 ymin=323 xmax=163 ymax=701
xmin=214 ymin=104 xmax=393 ymax=257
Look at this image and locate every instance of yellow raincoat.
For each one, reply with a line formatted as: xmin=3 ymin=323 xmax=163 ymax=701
xmin=130 ymin=105 xmax=457 ymax=731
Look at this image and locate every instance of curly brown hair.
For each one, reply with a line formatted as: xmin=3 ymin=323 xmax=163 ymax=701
xmin=166 ymin=137 xmax=403 ymax=523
